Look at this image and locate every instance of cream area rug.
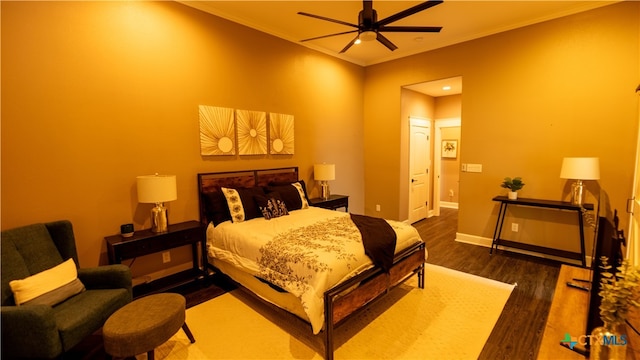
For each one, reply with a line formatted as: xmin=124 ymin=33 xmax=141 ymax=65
xmin=140 ymin=264 xmax=515 ymax=360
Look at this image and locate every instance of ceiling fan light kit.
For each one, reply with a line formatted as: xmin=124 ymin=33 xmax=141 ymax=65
xmin=299 ymin=0 xmax=443 ymax=53
xmin=360 ymin=30 xmax=377 ymax=42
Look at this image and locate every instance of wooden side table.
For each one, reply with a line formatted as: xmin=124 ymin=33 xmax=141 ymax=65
xmin=105 ymin=220 xmax=207 ymax=297
xmin=309 ymin=194 xmax=349 ymax=211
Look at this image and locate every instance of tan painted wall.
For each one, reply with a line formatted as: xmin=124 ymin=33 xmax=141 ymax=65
xmin=1 ymin=1 xmax=365 ymax=276
xmin=435 ymin=95 xmax=461 ymax=120
xmin=365 ymin=2 xmax=639 ymax=254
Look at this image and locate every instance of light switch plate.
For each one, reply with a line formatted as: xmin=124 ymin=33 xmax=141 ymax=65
xmin=466 ymin=164 xmax=483 ymax=173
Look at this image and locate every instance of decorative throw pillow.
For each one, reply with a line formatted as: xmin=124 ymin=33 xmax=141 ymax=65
xmin=269 ymin=180 xmax=310 ymax=202
xmin=291 ymin=182 xmax=310 ymax=209
xmin=265 ymin=181 xmax=309 ymax=211
xmin=202 ymin=190 xmax=231 ymax=226
xmin=9 ymin=258 xmax=85 ymax=307
xmin=255 ymin=192 xmax=289 ymax=220
xmin=221 ymin=186 xmax=265 ymax=223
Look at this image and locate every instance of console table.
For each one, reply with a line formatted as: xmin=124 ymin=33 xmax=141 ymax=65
xmin=491 ymin=196 xmax=594 ymax=267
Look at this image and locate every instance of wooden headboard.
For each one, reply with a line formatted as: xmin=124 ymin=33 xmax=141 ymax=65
xmin=197 ymin=167 xmax=299 ymax=225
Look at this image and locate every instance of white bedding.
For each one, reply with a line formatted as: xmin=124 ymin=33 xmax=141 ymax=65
xmin=207 ymin=206 xmax=423 ymax=334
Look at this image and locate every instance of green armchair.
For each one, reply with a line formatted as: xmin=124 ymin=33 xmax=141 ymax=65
xmin=1 ymin=220 xmax=132 ymax=359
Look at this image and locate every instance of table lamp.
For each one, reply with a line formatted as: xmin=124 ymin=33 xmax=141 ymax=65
xmin=314 ymin=163 xmax=335 ymax=200
xmin=137 ymin=174 xmax=177 ymax=233
xmin=560 ymin=157 xmax=600 ymax=206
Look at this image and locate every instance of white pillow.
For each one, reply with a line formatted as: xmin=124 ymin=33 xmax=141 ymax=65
xmin=221 ymin=187 xmax=246 ymax=223
xmin=10 ymin=258 xmax=85 ymax=306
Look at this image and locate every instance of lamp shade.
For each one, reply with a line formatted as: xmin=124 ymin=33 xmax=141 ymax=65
xmin=560 ymin=157 xmax=600 ymax=180
xmin=314 ymin=164 xmax=335 ymax=181
xmin=136 ymin=174 xmax=177 ymax=203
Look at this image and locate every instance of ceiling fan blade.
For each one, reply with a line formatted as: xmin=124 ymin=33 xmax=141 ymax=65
xmin=300 ymin=30 xmax=359 ymax=42
xmin=339 ymin=35 xmax=359 ymax=54
xmin=376 ymin=0 xmax=443 ymax=27
xmin=297 ymin=12 xmax=359 ymax=29
xmin=376 ymin=32 xmax=398 ymax=51
xmin=379 ymin=26 xmax=442 ymax=33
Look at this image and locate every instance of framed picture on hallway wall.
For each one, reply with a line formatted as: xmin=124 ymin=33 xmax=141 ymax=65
xmin=442 ymin=140 xmax=457 ymax=158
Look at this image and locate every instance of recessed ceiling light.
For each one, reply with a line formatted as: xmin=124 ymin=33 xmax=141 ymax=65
xmin=442 ymin=86 xmax=451 ymax=91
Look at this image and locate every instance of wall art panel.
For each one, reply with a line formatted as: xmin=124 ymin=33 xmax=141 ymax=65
xmin=236 ymin=109 xmax=267 ymax=155
xmin=269 ymin=113 xmax=294 ymax=155
xmin=199 ymin=105 xmax=236 ymax=156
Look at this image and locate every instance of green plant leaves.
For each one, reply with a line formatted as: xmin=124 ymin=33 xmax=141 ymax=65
xmin=598 ymin=256 xmax=640 ymax=327
xmin=500 ymin=177 xmax=525 ymax=191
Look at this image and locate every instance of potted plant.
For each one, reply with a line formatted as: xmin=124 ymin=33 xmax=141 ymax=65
xmin=591 ymin=257 xmax=640 ymax=360
xmin=500 ymin=177 xmax=525 ymax=200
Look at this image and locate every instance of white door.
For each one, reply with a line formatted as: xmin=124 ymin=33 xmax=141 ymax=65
xmin=627 ymin=87 xmax=640 ymax=265
xmin=409 ymin=118 xmax=430 ymax=223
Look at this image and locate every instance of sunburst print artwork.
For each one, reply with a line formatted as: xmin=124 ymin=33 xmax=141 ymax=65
xmin=199 ymin=105 xmax=236 ymax=156
xmin=236 ymin=110 xmax=267 ymax=155
xmin=269 ymin=113 xmax=294 ymax=155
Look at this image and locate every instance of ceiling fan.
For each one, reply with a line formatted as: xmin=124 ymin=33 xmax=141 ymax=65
xmin=298 ymin=0 xmax=443 ymax=53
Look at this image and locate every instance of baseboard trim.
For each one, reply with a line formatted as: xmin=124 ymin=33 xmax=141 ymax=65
xmin=455 ymin=232 xmax=492 ymax=248
xmin=454 ymin=232 xmax=590 ymax=267
xmin=440 ymin=201 xmax=459 ymax=209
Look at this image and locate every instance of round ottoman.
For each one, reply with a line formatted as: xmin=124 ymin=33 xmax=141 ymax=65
xmin=103 ymin=293 xmax=195 ymax=360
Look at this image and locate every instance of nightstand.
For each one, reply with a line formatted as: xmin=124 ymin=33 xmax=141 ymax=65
xmin=105 ymin=220 xmax=207 ymax=297
xmin=309 ymin=194 xmax=349 ymax=211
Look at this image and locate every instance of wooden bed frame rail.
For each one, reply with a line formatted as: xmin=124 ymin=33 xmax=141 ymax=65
xmin=197 ymin=167 xmax=426 ymax=360
xmin=323 ymin=241 xmax=425 ymax=360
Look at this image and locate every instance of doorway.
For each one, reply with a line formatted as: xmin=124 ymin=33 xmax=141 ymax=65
xmin=402 ymin=76 xmax=462 ymax=221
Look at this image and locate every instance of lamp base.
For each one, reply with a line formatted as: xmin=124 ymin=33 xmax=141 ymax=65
xmin=320 ymin=181 xmax=330 ymax=200
xmin=571 ymin=180 xmax=585 ymax=206
xmin=150 ymin=203 xmax=169 ymax=233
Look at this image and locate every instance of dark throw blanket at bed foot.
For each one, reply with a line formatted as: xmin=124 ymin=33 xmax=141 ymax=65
xmin=350 ymin=214 xmax=397 ymax=272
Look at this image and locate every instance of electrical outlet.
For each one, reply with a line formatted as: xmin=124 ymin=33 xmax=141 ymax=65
xmin=511 ymin=223 xmax=519 ymax=232
xmin=376 ymin=204 xmax=381 ymax=211
xmin=162 ymin=251 xmax=171 ymax=263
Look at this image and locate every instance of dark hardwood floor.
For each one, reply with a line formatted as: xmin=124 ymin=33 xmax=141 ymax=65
xmin=69 ymin=207 xmax=560 ymax=359
xmin=415 ymin=207 xmax=561 ymax=360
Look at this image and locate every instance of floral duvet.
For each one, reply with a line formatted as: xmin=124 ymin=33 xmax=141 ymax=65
xmin=207 ymin=206 xmax=423 ymax=334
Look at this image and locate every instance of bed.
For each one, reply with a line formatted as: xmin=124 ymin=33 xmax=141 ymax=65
xmin=198 ymin=167 xmax=426 ymax=359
